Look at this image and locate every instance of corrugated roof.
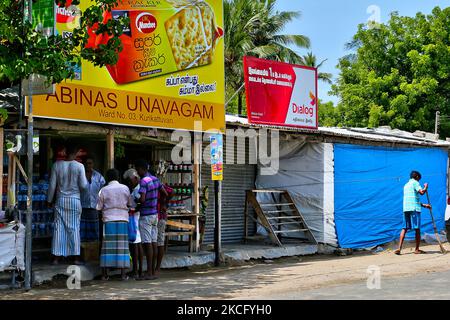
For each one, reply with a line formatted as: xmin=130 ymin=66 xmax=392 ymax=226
xmin=225 ymin=115 xmax=450 ymax=147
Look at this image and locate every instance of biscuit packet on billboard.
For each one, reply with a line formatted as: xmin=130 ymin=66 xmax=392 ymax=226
xmin=86 ymin=0 xmax=223 ymax=85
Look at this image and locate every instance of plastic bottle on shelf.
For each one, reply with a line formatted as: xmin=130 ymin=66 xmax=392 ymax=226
xmin=48 ymin=222 xmax=54 ymax=235
xmin=39 ymin=223 xmax=46 ymax=237
xmin=38 ymin=211 xmax=42 ymax=223
xmin=48 ymin=210 xmax=53 ymax=223
xmin=41 ymin=194 xmax=47 ymax=211
xmin=17 ymin=195 xmax=21 ymax=210
xmin=32 ymin=194 xmax=38 ymax=211
xmin=36 ymin=193 xmax=41 ymax=211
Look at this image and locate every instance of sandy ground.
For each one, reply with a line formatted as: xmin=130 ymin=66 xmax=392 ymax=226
xmin=1 ymin=242 xmax=449 ymax=300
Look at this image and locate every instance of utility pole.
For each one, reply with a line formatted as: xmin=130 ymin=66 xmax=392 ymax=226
xmin=214 ymin=180 xmax=221 ymax=266
xmin=435 ymin=111 xmax=440 ymax=135
xmin=24 ymin=0 xmax=33 ymax=290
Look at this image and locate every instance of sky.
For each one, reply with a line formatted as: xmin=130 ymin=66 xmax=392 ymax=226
xmin=274 ymin=0 xmax=450 ymax=104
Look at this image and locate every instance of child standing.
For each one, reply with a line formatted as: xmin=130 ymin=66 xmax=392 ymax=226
xmin=123 ymin=168 xmax=144 ymax=280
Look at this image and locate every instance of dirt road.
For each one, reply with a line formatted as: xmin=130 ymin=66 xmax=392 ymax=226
xmin=1 ymin=243 xmax=449 ymax=300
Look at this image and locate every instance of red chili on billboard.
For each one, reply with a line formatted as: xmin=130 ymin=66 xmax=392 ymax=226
xmin=243 ymin=56 xmax=318 ymax=129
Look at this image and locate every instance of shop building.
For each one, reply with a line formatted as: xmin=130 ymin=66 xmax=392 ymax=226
xmin=224 ymin=115 xmax=450 ymax=250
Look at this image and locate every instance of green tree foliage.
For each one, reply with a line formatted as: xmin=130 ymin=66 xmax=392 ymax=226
xmin=318 ymin=100 xmax=340 ymax=127
xmin=224 ymin=0 xmax=310 ymax=115
xmin=0 ymin=0 xmax=128 ymax=88
xmin=332 ymin=7 xmax=450 ymax=136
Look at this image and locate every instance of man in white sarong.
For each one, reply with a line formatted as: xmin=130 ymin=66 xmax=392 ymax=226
xmin=47 ymin=144 xmax=88 ymax=265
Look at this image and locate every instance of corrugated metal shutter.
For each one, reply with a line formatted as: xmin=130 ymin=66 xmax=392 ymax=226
xmin=201 ymin=135 xmax=257 ymax=244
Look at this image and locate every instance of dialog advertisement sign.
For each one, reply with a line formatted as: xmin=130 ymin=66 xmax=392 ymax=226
xmin=210 ymin=134 xmax=223 ymax=181
xmin=243 ymin=56 xmax=318 ymax=129
xmin=30 ymin=0 xmax=225 ymax=132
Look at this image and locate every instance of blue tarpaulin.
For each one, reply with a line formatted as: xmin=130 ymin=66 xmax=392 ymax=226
xmin=334 ymin=144 xmax=447 ymax=249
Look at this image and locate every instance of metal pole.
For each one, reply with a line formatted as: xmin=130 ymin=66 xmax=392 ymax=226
xmin=214 ymin=180 xmax=221 ymax=266
xmin=435 ymin=111 xmax=440 ymax=135
xmin=24 ymin=0 xmax=33 ymax=290
xmin=225 ymin=83 xmax=245 ymax=108
xmin=25 ymin=98 xmax=33 ymax=290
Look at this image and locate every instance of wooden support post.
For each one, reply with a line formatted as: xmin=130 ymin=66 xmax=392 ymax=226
xmin=106 ymin=129 xmax=114 ymax=169
xmin=0 ymin=127 xmax=3 ymax=208
xmin=14 ymin=156 xmax=28 ymax=184
xmin=192 ymin=140 xmax=201 ymax=252
xmin=6 ymin=152 xmax=12 ymax=208
xmin=11 ymin=152 xmax=16 ymax=206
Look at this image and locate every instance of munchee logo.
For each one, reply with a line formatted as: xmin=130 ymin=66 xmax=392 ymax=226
xmin=136 ymin=12 xmax=157 ymax=34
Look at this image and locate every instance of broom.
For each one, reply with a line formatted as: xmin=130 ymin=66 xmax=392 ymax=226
xmin=425 ymin=190 xmax=447 ymax=254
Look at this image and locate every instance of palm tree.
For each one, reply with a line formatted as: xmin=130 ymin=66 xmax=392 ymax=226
xmin=224 ymin=0 xmax=255 ymax=114
xmin=300 ymin=52 xmax=333 ymax=84
xmin=249 ymin=0 xmax=310 ymax=63
xmin=224 ymin=0 xmax=311 ymax=115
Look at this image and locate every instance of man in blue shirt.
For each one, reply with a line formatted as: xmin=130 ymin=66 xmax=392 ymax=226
xmin=395 ymin=171 xmax=431 ymax=255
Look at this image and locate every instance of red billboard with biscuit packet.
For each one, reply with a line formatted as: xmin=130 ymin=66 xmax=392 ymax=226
xmin=243 ymin=56 xmax=318 ymax=129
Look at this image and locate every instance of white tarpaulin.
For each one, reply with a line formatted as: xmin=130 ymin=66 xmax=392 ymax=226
xmin=0 ymin=222 xmax=25 ymax=271
xmin=255 ymin=140 xmax=337 ymax=245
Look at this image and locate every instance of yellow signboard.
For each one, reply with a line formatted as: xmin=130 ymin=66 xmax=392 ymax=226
xmin=31 ymin=0 xmax=225 ymax=132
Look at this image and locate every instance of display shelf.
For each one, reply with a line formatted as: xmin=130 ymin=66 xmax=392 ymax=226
xmin=166 ymin=170 xmax=193 ymax=174
xmin=31 ymin=248 xmax=51 ymax=254
xmin=169 ymin=193 xmax=192 ymax=197
xmin=32 ymin=235 xmax=52 ymax=239
xmin=167 ymin=213 xmax=199 ymax=218
xmin=157 ymin=159 xmax=198 ymax=252
xmin=28 ymin=210 xmax=52 ymax=214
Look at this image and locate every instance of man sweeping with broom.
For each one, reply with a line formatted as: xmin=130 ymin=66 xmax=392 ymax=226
xmin=395 ymin=171 xmax=431 ymax=255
